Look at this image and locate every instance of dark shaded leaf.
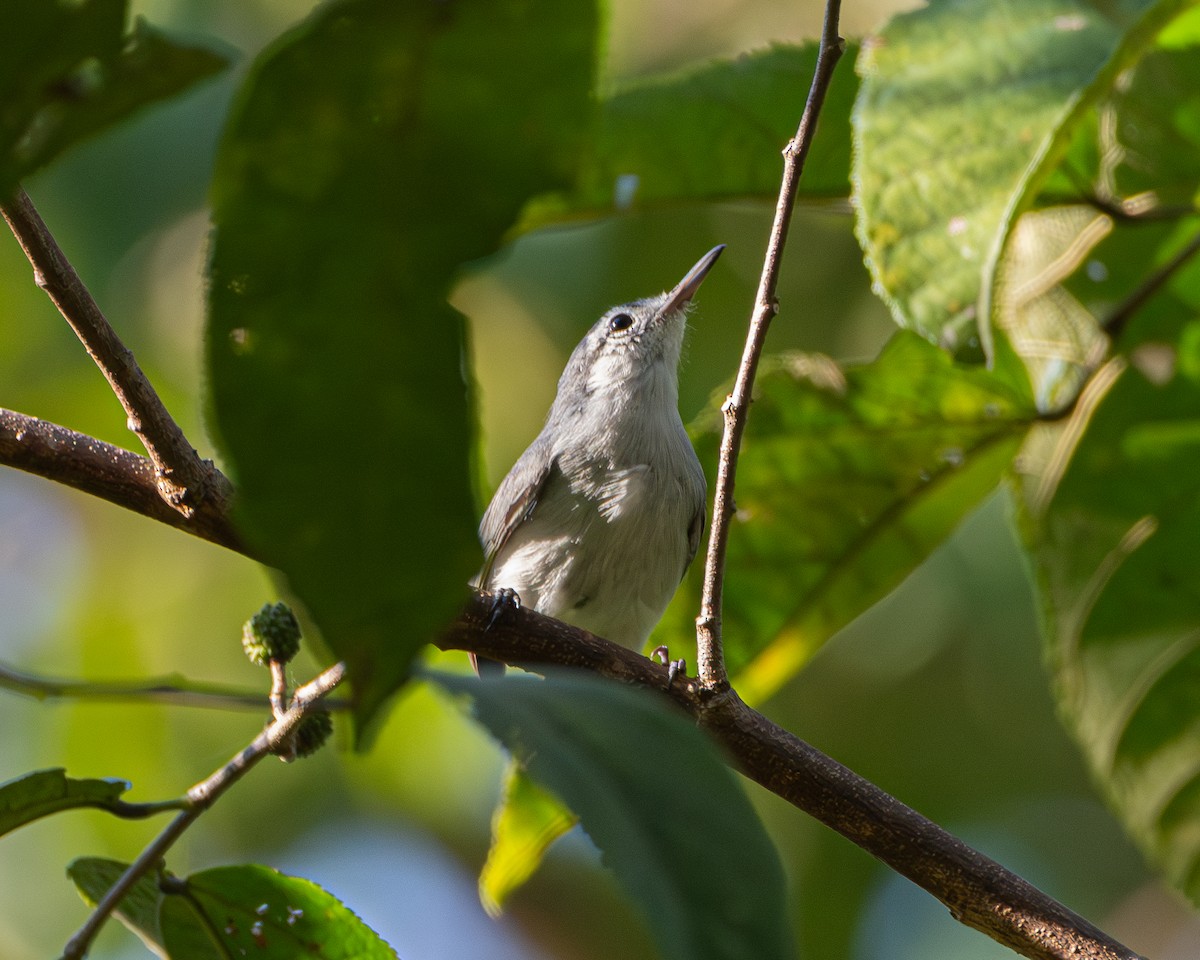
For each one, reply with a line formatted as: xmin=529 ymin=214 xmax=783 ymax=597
xmin=68 ymin=857 xmax=165 ymax=953
xmin=0 ymin=1 xmax=227 ymax=197
xmin=207 ymin=0 xmax=597 ymax=733
xmin=432 ymin=671 xmax=795 ymax=960
xmin=0 ymin=768 xmax=129 ymax=837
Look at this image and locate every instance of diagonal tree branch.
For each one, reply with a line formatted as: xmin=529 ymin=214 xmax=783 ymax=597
xmin=1 ymin=187 xmax=233 ymax=518
xmin=0 ymin=407 xmax=248 ymax=555
xmin=2 ymin=418 xmax=1144 ymax=960
xmin=441 ymin=596 xmax=1144 ymax=960
xmin=695 ymin=0 xmax=846 ymax=689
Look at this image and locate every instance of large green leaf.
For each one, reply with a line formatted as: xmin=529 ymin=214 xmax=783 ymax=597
xmin=432 ymin=671 xmax=796 ymax=960
xmin=1021 ymin=351 xmax=1200 ymax=905
xmin=1010 ymin=11 xmax=1200 ymax=907
xmin=159 ymin=864 xmax=397 ymax=960
xmin=0 ymin=768 xmax=129 ymax=837
xmin=207 ymin=0 xmax=596 ymax=731
xmin=0 ymin=0 xmax=226 ymax=198
xmin=853 ymin=0 xmax=1192 ymax=352
xmin=527 ymin=43 xmax=856 ymax=226
xmin=658 ymin=332 xmax=1036 ymax=703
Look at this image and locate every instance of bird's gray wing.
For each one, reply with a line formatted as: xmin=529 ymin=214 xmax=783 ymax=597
xmin=477 ymin=435 xmax=556 ymax=587
xmin=684 ymin=501 xmax=706 ymax=581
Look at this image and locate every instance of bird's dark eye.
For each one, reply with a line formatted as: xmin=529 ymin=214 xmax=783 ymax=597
xmin=608 ymin=312 xmax=633 ymax=333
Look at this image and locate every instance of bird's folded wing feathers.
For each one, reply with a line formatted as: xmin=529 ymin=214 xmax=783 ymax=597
xmin=478 ymin=436 xmax=556 ymax=585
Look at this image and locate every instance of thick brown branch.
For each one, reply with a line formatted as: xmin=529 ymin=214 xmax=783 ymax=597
xmin=441 ymin=596 xmax=1145 ymax=960
xmin=0 ymin=407 xmax=248 ymax=555
xmin=696 ymin=0 xmax=845 ymax=688
xmin=1 ymin=187 xmax=233 ymax=517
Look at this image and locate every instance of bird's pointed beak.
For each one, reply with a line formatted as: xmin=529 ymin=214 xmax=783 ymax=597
xmin=661 ymin=244 xmax=725 ymax=314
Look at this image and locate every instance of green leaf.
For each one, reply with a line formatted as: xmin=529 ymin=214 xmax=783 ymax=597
xmin=432 ymin=671 xmax=796 ymax=960
xmin=479 ymin=761 xmax=579 ymax=916
xmin=1021 ymin=357 xmax=1200 ymax=906
xmin=659 ymin=332 xmax=1035 ymax=703
xmin=159 ymin=864 xmax=397 ymax=960
xmin=207 ymin=0 xmax=597 ymax=733
xmin=994 ymin=28 xmax=1200 ymax=407
xmin=853 ymin=0 xmax=1191 ymax=351
xmin=69 ymin=857 xmax=165 ymax=953
xmin=525 ymin=43 xmax=856 ymax=226
xmin=0 ymin=768 xmax=130 ymax=837
xmin=0 ymin=0 xmax=227 ymax=198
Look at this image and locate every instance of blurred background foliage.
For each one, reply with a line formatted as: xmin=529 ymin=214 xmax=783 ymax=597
xmin=2 ymin=0 xmax=1199 ymax=959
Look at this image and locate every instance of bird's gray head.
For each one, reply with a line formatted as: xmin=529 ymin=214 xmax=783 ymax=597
xmin=555 ymin=245 xmax=724 ymax=409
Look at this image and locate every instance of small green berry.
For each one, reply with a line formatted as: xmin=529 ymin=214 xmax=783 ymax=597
xmin=242 ymin=602 xmax=301 ymax=666
xmin=291 ymin=710 xmax=333 ymax=758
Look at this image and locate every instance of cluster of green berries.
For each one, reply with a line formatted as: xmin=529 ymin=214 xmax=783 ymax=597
xmin=241 ymin=602 xmax=332 ymax=758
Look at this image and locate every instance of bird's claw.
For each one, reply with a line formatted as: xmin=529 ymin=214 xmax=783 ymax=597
xmin=486 ymin=587 xmax=521 ymax=630
xmin=650 ymin=645 xmax=687 ymax=688
xmin=470 ymin=588 xmax=521 ymax=678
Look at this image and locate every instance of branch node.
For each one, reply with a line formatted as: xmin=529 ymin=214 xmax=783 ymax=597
xmin=1 ymin=187 xmax=234 ymax=522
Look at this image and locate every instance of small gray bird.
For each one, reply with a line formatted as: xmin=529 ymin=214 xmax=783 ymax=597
xmin=476 ymin=246 xmax=723 ymax=662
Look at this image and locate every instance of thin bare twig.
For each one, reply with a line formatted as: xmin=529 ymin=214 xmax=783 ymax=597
xmin=0 ymin=187 xmax=233 ymax=517
xmin=269 ymin=661 xmax=289 ymax=721
xmin=59 ymin=661 xmax=347 ymax=960
xmin=0 ymin=659 xmax=354 ymax=712
xmin=695 ymin=0 xmax=846 ymax=688
xmin=0 ymin=408 xmax=249 ymax=555
xmin=1103 ymin=225 xmax=1200 ymax=341
xmin=441 ymin=597 xmax=1145 ymax=960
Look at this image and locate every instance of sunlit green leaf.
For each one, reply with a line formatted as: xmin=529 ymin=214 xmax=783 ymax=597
xmin=479 ymin=760 xmax=578 ymax=916
xmin=0 ymin=768 xmax=129 ymax=837
xmin=207 ymin=0 xmax=597 ymax=733
xmin=433 ymin=671 xmax=795 ymax=960
xmin=160 ymin=864 xmax=397 ymax=960
xmin=659 ymin=332 xmax=1035 ymax=703
xmin=0 ymin=0 xmax=227 ymax=198
xmin=853 ymin=0 xmax=1191 ymax=351
xmin=1020 ymin=355 xmax=1200 ymax=906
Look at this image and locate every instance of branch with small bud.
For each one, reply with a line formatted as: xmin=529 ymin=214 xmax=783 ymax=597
xmin=59 ymin=608 xmax=342 ymax=960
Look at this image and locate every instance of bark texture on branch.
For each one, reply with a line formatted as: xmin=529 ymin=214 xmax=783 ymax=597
xmin=0 ymin=408 xmax=247 ymax=555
